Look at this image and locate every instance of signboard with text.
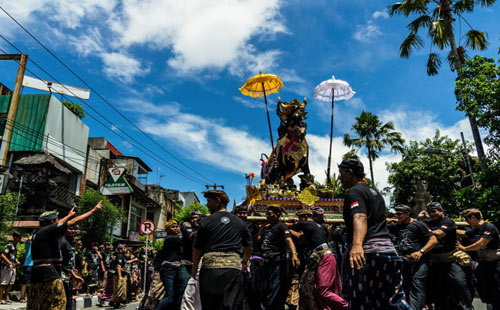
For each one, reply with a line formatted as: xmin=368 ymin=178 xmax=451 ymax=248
xmin=100 ymin=167 xmax=133 ymax=195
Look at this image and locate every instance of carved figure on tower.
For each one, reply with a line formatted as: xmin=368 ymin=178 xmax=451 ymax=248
xmin=261 ymin=97 xmax=312 ymax=186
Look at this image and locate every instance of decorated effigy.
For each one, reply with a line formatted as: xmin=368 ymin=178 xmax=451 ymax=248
xmin=239 ymin=73 xmax=355 ymax=218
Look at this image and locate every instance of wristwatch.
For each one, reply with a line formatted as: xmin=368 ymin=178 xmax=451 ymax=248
xmin=419 ymin=249 xmax=425 ymax=254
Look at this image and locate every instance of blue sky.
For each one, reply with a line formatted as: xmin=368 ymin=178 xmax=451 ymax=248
xmin=0 ymin=0 xmax=499 ymax=207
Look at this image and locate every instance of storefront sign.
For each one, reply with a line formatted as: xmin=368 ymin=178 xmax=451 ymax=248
xmin=100 ymin=167 xmax=133 ymax=195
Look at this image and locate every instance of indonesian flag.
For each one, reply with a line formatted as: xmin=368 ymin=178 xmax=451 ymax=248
xmin=350 ymin=201 xmax=360 ymax=209
xmin=484 ymin=231 xmax=491 ymax=235
xmin=441 ymin=225 xmax=448 ymax=229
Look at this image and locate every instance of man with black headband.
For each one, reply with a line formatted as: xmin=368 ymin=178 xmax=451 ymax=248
xmin=338 ymin=159 xmax=409 ymax=309
xmin=256 ymin=205 xmax=300 ymax=310
xmin=27 ymin=201 xmax=102 ymax=310
xmin=192 ymin=190 xmax=252 ymax=310
xmin=424 ymin=202 xmax=472 ymax=310
xmin=387 ymin=204 xmax=437 ymax=310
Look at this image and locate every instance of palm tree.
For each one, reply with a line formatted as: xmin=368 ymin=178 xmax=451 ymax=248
xmin=388 ymin=0 xmax=495 ymax=171
xmin=344 ymin=111 xmax=405 ymax=185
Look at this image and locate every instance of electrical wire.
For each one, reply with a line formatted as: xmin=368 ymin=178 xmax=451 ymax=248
xmin=0 ymin=6 xmax=216 ymax=184
xmin=0 ymin=45 xmax=208 ymax=186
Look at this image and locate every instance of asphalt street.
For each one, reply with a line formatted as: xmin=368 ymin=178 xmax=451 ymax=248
xmin=87 ymin=300 xmax=140 ymax=310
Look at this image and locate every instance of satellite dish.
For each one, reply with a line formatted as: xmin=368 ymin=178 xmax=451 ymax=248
xmin=22 ymin=75 xmax=90 ymax=100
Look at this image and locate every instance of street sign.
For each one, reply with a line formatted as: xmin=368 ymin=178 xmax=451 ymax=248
xmin=140 ymin=220 xmax=156 ymax=235
xmin=154 ymin=231 xmax=168 ymax=238
xmin=100 ymin=167 xmax=133 ymax=195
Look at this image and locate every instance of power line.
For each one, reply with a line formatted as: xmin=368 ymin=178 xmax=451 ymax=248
xmin=0 ymin=45 xmax=207 ymax=185
xmin=0 ymin=6 xmax=216 ymax=184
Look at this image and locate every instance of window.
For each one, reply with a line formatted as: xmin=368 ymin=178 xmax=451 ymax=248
xmin=130 ymin=205 xmax=142 ymax=232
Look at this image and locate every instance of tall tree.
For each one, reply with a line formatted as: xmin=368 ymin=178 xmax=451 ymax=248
xmin=389 ymin=0 xmax=495 ymax=170
xmin=387 ymin=130 xmax=468 ymax=216
xmin=344 ymin=111 xmax=405 ymax=185
xmin=455 ymin=55 xmax=500 ymax=162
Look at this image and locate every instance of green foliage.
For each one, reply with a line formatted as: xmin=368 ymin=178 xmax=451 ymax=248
xmin=173 ymin=201 xmax=208 ymax=223
xmin=77 ymin=190 xmax=125 ymax=248
xmin=455 ymin=55 xmax=500 ymax=160
xmin=344 ymin=111 xmax=405 ymax=185
xmin=0 ymin=191 xmax=20 ymax=248
xmin=62 ymin=99 xmax=85 ymax=119
xmin=389 ymin=0 xmax=495 ymax=75
xmin=387 ymin=130 xmax=471 ymax=216
xmin=456 ymin=160 xmax=500 ymax=224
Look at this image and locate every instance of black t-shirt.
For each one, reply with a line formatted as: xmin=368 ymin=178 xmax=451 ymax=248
xmin=193 ymin=211 xmax=252 ymax=254
xmin=74 ymin=247 xmax=84 ymax=271
xmin=111 ymin=253 xmax=126 ymax=275
xmin=260 ymin=222 xmax=291 ymax=254
xmin=155 ymin=235 xmax=183 ymax=266
xmin=59 ymin=236 xmax=75 ymax=274
xmin=465 ymin=222 xmax=500 ymax=251
xmin=86 ymin=250 xmax=100 ymax=269
xmin=1 ymin=243 xmax=16 ymax=269
xmin=31 ymin=222 xmax=68 ymax=283
xmin=181 ymin=222 xmax=197 ymax=261
xmin=292 ymin=221 xmax=329 ymax=252
xmin=101 ymin=251 xmax=112 ymax=269
xmin=343 ymin=183 xmax=390 ymax=243
xmin=424 ymin=217 xmax=456 ymax=253
xmin=246 ymin=221 xmax=261 ymax=255
xmin=388 ymin=221 xmax=434 ymax=255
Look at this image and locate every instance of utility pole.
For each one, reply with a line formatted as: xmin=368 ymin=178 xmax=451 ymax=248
xmin=0 ymin=53 xmax=28 ymax=166
xmin=205 ymin=184 xmax=224 ymax=190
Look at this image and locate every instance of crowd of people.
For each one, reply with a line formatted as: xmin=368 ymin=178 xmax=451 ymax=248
xmin=1 ymin=158 xmax=499 ymax=310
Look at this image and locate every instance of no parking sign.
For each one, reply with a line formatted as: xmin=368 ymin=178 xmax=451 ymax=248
xmin=140 ymin=220 xmax=156 ymax=235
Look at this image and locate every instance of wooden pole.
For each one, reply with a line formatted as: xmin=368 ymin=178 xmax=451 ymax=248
xmin=1 ymin=53 xmax=28 ymax=165
xmin=262 ymin=83 xmax=274 ymax=151
xmin=326 ymin=88 xmax=334 ymax=183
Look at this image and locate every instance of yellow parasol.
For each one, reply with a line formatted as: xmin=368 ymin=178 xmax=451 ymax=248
xmin=239 ymin=72 xmax=284 ymax=150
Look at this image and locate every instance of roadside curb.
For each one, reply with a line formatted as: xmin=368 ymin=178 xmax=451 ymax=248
xmin=0 ymin=295 xmax=100 ymax=310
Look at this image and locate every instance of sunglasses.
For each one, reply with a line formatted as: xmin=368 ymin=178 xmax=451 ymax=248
xmin=428 ymin=209 xmax=439 ymax=214
xmin=395 ymin=212 xmax=404 ymax=216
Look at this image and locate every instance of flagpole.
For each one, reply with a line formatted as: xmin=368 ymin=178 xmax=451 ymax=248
xmin=327 ymin=88 xmax=334 ymax=183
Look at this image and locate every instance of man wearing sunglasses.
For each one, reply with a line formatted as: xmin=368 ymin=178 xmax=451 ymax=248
xmin=388 ymin=204 xmax=437 ymax=310
xmin=457 ymin=209 xmax=500 ymax=310
xmin=424 ymin=202 xmax=472 ymax=310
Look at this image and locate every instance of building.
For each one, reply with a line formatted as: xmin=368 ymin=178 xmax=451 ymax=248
xmin=0 ymin=94 xmax=89 ymax=223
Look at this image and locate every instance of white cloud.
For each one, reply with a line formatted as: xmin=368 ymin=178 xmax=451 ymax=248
xmin=100 ymin=52 xmax=150 ymax=83
xmin=353 ymin=20 xmax=382 ymax=43
xmin=109 ymin=0 xmax=286 ymax=74
xmin=372 ymin=10 xmax=389 ymax=19
xmin=1 ymin=0 xmax=286 ymax=77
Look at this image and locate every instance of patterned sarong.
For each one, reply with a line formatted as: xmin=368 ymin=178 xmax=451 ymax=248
xmin=342 ymin=251 xmax=409 ymax=309
xmin=112 ymin=275 xmax=127 ymax=303
xmin=27 ymin=278 xmax=66 ymax=310
xmin=201 ymin=252 xmax=241 ymax=270
xmin=142 ymin=271 xmax=166 ymax=310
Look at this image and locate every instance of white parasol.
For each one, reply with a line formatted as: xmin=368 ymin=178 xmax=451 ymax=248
xmin=314 ymin=75 xmax=355 ymax=182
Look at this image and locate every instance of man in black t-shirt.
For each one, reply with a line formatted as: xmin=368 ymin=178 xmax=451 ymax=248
xmin=192 ymin=190 xmax=252 ymax=310
xmin=27 ymin=201 xmax=102 ymax=310
xmin=59 ymin=225 xmax=81 ymax=310
xmin=0 ymin=231 xmax=21 ymax=304
xmin=110 ymin=244 xmax=127 ymax=308
xmin=256 ymin=205 xmax=300 ymax=310
xmin=155 ymin=220 xmax=190 ymax=309
xmin=388 ymin=205 xmax=437 ymax=310
xmin=84 ymin=242 xmax=103 ymax=295
xmin=338 ymin=159 xmax=409 ymax=309
xmin=290 ymin=211 xmax=348 ymax=310
xmin=181 ymin=211 xmax=201 ymax=262
xmin=424 ymin=202 xmax=472 ymax=310
xmin=234 ymin=204 xmax=262 ymax=310
xmin=457 ymin=208 xmax=500 ymax=309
